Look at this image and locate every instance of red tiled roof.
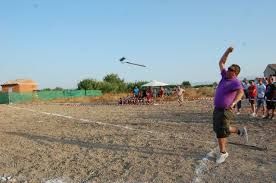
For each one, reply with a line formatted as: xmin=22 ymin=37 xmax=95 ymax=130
xmin=1 ymin=79 xmax=38 ymax=86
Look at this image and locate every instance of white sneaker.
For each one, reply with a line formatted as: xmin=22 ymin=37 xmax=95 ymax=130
xmin=216 ymin=152 xmax=229 ymax=164
xmin=236 ymin=112 xmax=241 ymax=115
xmin=239 ymin=127 xmax=248 ymax=144
xmin=251 ymin=113 xmax=256 ymax=117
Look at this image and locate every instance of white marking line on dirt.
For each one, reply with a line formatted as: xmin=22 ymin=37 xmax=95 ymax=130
xmin=80 ymin=118 xmax=90 ymax=122
xmin=45 ymin=177 xmax=72 ymax=183
xmin=41 ymin=112 xmax=51 ymax=115
xmin=9 ymin=106 xmax=136 ymax=131
xmin=51 ymin=113 xmax=73 ymax=119
xmin=8 ymin=105 xmax=215 ymax=145
xmin=192 ymin=146 xmax=218 ymax=183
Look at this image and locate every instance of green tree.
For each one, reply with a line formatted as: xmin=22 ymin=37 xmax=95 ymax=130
xmin=103 ymin=73 xmax=124 ymax=84
xmin=181 ymin=81 xmax=191 ymax=87
xmin=98 ymin=82 xmax=114 ymax=93
xmin=77 ymin=74 xmax=149 ymax=94
xmin=78 ymin=79 xmax=99 ymax=90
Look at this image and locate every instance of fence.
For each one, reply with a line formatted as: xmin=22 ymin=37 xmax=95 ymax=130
xmin=0 ymin=90 xmax=102 ymax=104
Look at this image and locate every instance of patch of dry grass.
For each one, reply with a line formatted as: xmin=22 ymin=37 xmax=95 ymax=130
xmin=184 ymin=87 xmax=214 ymax=98
xmin=38 ymin=87 xmax=215 ymax=104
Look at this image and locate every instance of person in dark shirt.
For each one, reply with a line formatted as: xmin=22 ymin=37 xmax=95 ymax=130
xmin=264 ymin=76 xmax=276 ymax=119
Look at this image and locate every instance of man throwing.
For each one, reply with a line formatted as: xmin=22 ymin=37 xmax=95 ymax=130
xmin=213 ymin=47 xmax=248 ymax=164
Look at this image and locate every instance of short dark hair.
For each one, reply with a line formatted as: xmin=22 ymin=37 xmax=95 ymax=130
xmin=230 ymin=64 xmax=241 ymax=76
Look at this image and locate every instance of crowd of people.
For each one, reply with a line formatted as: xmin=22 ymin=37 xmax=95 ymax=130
xmin=237 ymin=76 xmax=275 ymax=120
xmin=118 ymin=85 xmax=185 ymax=105
xmin=118 ymin=75 xmax=276 ymax=116
xmin=118 ymin=86 xmax=162 ymax=105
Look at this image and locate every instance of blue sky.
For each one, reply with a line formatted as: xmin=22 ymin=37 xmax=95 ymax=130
xmin=0 ymin=0 xmax=275 ymax=89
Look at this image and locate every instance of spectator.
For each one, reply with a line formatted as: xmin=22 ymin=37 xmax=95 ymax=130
xmin=133 ymin=86 xmax=139 ymax=98
xmin=132 ymin=86 xmax=139 ymax=104
xmin=255 ymin=78 xmax=266 ymax=117
xmin=153 ymin=88 xmax=158 ymax=98
xmin=146 ymin=87 xmax=153 ymax=104
xmin=242 ymin=78 xmax=250 ymax=99
xmin=137 ymin=90 xmax=144 ymax=104
xmin=263 ymin=77 xmax=268 ymax=85
xmin=248 ymin=80 xmax=257 ymax=116
xmin=176 ymin=85 xmax=185 ymax=106
xmin=159 ymin=86 xmax=165 ymax=103
xmin=118 ymin=98 xmax=123 ymax=105
xmin=264 ymin=76 xmax=276 ymax=119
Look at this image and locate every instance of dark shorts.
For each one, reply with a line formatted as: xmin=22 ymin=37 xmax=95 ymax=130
xmin=248 ymin=97 xmax=256 ymax=104
xmin=266 ymin=100 xmax=275 ymax=110
xmin=257 ymin=98 xmax=265 ymax=108
xmin=213 ymin=108 xmax=235 ymax=138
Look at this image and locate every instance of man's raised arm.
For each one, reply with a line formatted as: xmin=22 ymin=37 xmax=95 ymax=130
xmin=219 ymin=47 xmax=234 ymax=71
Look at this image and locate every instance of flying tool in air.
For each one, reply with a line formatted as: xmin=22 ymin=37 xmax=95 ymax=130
xmin=119 ymin=57 xmax=146 ymax=67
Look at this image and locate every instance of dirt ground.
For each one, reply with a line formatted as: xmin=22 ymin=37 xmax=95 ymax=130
xmin=0 ymin=100 xmax=275 ymax=183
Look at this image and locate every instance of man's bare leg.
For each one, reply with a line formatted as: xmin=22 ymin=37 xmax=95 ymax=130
xmin=218 ymin=126 xmax=238 ymax=153
xmin=264 ymin=109 xmax=270 ymax=118
xmin=271 ymin=109 xmax=275 ymax=119
xmin=218 ymin=138 xmax=227 ymax=153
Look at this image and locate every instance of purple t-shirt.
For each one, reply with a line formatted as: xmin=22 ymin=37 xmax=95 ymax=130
xmin=214 ymin=69 xmax=242 ymax=108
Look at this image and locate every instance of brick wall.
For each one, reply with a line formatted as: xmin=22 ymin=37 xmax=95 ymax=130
xmin=2 ymin=84 xmax=37 ymax=93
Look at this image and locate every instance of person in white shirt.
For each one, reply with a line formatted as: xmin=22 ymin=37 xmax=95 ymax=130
xmin=255 ymin=78 xmax=266 ymax=117
xmin=176 ymin=86 xmax=185 ymax=106
xmin=242 ymin=78 xmax=250 ymax=99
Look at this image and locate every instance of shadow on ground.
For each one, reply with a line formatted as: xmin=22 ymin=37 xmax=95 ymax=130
xmin=5 ymin=131 xmax=195 ymax=157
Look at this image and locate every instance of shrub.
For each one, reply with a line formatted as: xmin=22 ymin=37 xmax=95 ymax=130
xmin=182 ymin=81 xmax=191 ymax=87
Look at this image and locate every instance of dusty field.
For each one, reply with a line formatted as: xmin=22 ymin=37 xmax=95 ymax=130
xmin=0 ymin=100 xmax=275 ymax=183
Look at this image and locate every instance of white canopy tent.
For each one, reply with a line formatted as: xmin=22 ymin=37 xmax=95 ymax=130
xmin=141 ymin=80 xmax=169 ymax=87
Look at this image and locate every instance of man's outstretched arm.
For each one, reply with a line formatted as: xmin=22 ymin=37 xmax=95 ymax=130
xmin=219 ymin=47 xmax=234 ymax=71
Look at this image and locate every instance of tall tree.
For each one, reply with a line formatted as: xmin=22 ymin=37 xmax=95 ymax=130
xmin=182 ymin=81 xmax=191 ymax=87
xmin=103 ymin=74 xmax=124 ymax=84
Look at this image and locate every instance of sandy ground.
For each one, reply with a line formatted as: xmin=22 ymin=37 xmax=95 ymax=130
xmin=0 ymin=100 xmax=275 ymax=183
